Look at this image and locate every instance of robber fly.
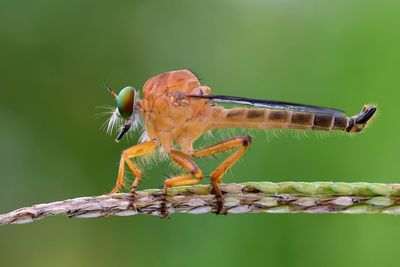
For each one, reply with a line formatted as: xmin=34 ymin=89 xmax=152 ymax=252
xmin=105 ymin=69 xmax=376 ymax=217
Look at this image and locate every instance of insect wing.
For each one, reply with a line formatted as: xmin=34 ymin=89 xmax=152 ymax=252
xmin=188 ymin=94 xmax=345 ymax=117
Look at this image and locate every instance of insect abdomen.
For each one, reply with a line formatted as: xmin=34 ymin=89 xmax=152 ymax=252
xmin=208 ymin=105 xmax=376 ymax=133
xmin=252 ymin=109 xmax=346 ymax=131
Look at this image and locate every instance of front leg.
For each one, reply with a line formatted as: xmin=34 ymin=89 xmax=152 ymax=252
xmin=110 ymin=140 xmax=159 ymax=208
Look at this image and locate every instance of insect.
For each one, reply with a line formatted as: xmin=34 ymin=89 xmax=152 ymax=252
xmin=105 ymin=69 xmax=376 ymax=218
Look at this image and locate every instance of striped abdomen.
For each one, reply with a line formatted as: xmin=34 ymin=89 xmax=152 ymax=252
xmin=207 ymin=105 xmax=376 ymax=133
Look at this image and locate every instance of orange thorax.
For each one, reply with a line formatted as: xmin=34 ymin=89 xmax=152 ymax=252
xmin=137 ymin=70 xmax=212 ymax=153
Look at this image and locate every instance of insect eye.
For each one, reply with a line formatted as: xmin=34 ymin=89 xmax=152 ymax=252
xmin=117 ymin=86 xmax=135 ymax=119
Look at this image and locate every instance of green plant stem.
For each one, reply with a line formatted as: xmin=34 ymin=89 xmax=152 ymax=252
xmin=1 ymin=182 xmax=400 ymax=225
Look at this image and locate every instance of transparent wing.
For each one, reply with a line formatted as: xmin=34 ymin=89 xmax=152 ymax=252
xmin=188 ymin=94 xmax=345 ymax=117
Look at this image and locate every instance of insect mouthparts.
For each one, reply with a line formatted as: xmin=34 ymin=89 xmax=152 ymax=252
xmin=115 ymin=124 xmax=131 ymax=142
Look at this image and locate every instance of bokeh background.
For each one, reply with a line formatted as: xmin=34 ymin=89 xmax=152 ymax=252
xmin=1 ymin=0 xmax=399 ymax=266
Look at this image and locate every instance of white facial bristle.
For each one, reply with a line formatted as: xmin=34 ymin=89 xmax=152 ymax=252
xmin=106 ymin=108 xmax=124 ymax=135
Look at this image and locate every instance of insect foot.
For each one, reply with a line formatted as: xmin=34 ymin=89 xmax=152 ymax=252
xmin=214 ymin=197 xmax=227 ymax=215
xmin=127 ymin=191 xmax=138 ymax=211
xmin=211 ymin=181 xmax=227 ymax=215
xmin=160 ymin=188 xmax=170 ymax=219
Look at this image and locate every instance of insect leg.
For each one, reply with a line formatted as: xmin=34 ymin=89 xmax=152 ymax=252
xmin=161 ymin=150 xmax=204 ymax=218
xmin=191 ymin=135 xmax=252 ymax=214
xmin=110 ymin=140 xmax=158 ymax=201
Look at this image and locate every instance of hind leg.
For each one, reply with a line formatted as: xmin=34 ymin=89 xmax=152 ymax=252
xmin=191 ymin=136 xmax=252 ymax=214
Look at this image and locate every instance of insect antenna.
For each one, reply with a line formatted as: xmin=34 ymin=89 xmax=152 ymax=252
xmin=103 ymin=80 xmax=117 ymax=99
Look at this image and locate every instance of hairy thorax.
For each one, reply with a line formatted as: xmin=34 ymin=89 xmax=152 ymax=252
xmin=137 ymin=70 xmax=212 ymax=153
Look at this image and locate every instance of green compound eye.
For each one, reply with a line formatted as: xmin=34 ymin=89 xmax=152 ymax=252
xmin=117 ymin=86 xmax=135 ymax=119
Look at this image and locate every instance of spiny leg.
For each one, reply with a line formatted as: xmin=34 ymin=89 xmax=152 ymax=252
xmin=191 ymin=135 xmax=252 ymax=214
xmin=161 ymin=150 xmax=204 ymax=219
xmin=110 ymin=140 xmax=158 ymax=208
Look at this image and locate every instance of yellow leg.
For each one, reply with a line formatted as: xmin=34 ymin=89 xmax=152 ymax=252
xmin=110 ymin=140 xmax=158 ymax=194
xmin=161 ymin=150 xmax=204 ymax=218
xmin=191 ymin=135 xmax=252 ymax=213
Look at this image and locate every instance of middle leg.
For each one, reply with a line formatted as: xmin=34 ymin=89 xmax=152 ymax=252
xmin=161 ymin=150 xmax=204 ymax=218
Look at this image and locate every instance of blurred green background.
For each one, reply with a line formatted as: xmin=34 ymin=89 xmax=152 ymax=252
xmin=1 ymin=0 xmax=399 ymax=266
